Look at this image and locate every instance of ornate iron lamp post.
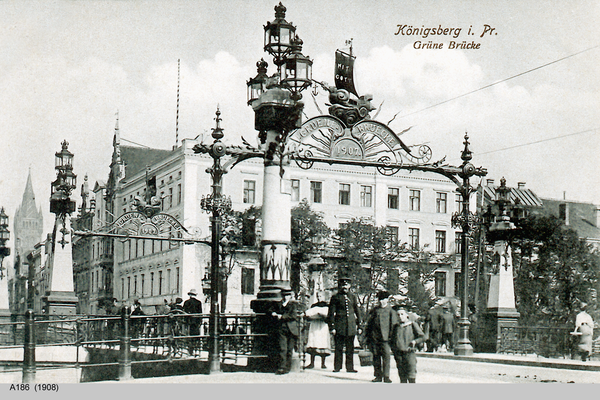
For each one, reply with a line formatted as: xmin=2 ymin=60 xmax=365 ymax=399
xmin=199 ymin=108 xmax=232 ymax=373
xmin=479 ymin=177 xmax=521 ymax=353
xmin=248 ymin=1 xmax=311 ymax=306
xmin=450 ymin=134 xmax=483 ymax=356
xmin=0 ymin=208 xmax=9 ymax=280
xmin=45 ymin=140 xmax=79 ymax=315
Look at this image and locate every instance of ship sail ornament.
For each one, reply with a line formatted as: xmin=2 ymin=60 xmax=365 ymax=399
xmin=287 ymin=41 xmax=433 ymax=174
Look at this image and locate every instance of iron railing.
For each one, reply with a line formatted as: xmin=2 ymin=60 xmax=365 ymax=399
xmin=498 ymin=326 xmax=574 ymax=358
xmin=0 ymin=311 xmax=268 ymax=382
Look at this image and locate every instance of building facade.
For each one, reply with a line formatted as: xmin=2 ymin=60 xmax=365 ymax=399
xmin=70 ymin=112 xmax=472 ymax=315
xmin=9 ymin=171 xmax=44 ymax=314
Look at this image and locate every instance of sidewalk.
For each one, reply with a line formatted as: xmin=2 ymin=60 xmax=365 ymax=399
xmin=109 ymin=351 xmax=600 ymax=384
xmin=419 ymin=350 xmax=600 ymax=372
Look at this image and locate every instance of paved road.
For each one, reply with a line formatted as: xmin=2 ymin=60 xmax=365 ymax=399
xmin=415 ymin=357 xmax=600 ymax=384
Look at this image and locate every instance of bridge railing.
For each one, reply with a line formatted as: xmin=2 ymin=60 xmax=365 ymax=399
xmin=0 ymin=311 xmax=268 ymax=382
xmin=498 ymin=326 xmax=574 ymax=358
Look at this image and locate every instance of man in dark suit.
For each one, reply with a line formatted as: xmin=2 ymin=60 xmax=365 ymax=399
xmin=365 ymin=291 xmax=398 ymax=383
xmin=272 ymin=288 xmax=304 ymax=374
xmin=327 ymin=276 xmax=362 ymax=372
xmin=183 ymin=289 xmax=203 ymax=354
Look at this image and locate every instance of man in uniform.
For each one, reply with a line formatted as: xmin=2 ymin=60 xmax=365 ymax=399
xmin=327 ymin=275 xmax=362 ymax=373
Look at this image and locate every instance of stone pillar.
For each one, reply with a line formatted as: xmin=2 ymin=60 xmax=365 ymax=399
xmin=480 ymin=239 xmax=520 ymax=353
xmin=250 ymin=129 xmax=293 ymax=371
xmin=44 ymin=216 xmax=78 ymax=316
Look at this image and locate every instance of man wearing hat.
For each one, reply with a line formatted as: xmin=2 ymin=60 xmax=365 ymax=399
xmin=327 ymin=275 xmax=362 ymax=372
xmin=272 ymin=288 xmax=304 ymax=374
xmin=183 ymin=289 xmax=203 ymax=354
xmin=364 ymin=290 xmax=398 ymax=383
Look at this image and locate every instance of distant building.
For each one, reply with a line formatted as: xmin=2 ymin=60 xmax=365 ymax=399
xmin=536 ymin=198 xmax=600 ymax=249
xmin=9 ymin=170 xmax=44 ymax=314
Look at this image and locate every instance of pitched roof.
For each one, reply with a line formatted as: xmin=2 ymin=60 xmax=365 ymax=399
xmin=480 ymin=185 xmax=543 ymax=208
xmin=120 ymin=146 xmax=174 ymax=180
xmin=537 ymin=198 xmax=600 ymax=241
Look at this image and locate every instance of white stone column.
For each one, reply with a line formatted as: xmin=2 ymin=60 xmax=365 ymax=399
xmin=45 ymin=215 xmax=78 ymax=315
xmin=487 ymin=241 xmax=517 ymax=310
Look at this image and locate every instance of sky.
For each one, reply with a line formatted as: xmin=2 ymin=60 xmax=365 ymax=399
xmin=0 ymin=0 xmax=599 ymax=253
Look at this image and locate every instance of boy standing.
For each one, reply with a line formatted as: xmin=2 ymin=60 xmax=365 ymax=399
xmin=392 ymin=305 xmax=425 ymax=383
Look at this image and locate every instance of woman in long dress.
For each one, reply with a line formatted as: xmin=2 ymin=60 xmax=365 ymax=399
xmin=571 ymin=302 xmax=594 ymax=362
xmin=305 ymin=300 xmax=331 ymax=369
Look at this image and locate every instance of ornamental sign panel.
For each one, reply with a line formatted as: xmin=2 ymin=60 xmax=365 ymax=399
xmin=109 ymin=211 xmax=188 ymax=238
xmin=286 ymin=115 xmax=432 ymax=174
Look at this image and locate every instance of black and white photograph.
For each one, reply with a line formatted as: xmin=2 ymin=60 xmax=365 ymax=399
xmin=0 ymin=0 xmax=598 ymax=391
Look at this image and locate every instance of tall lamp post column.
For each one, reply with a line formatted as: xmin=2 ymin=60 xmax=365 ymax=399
xmin=200 ymin=108 xmax=232 ymax=374
xmin=248 ymin=2 xmax=311 ymax=307
xmin=480 ymin=177 xmax=520 ymax=352
xmin=0 ymin=208 xmax=11 ymax=316
xmin=247 ymin=3 xmax=312 ymax=371
xmin=451 ymin=135 xmax=480 ymax=356
xmin=45 ymin=140 xmax=79 ymax=316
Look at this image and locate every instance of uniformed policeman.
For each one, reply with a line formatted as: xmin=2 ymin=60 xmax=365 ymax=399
xmin=327 ymin=275 xmax=362 ymax=372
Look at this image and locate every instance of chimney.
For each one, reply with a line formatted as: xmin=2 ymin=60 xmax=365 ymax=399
xmin=596 ymin=206 xmax=600 ymax=228
xmin=486 ymin=179 xmax=495 ymax=186
xmin=559 ymin=203 xmax=569 ymax=226
xmin=518 ymin=182 xmax=526 ymax=189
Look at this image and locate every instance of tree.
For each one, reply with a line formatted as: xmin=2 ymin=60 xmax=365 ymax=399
xmin=333 ymin=218 xmax=402 ymax=314
xmin=400 ymin=246 xmax=451 ymax=317
xmin=510 ymin=215 xmax=600 ymax=326
xmin=219 ymin=206 xmax=261 ymax=312
xmin=290 ymin=199 xmax=330 ymax=296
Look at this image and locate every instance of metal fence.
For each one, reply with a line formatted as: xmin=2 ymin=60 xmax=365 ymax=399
xmin=498 ymin=326 xmax=575 ymax=358
xmin=0 ymin=310 xmax=268 ymax=382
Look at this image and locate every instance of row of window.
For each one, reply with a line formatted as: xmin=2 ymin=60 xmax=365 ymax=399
xmin=434 ymin=271 xmax=463 ymax=298
xmin=122 ymin=181 xmax=183 ymax=214
xmin=121 ymin=267 xmax=180 ymax=299
xmin=121 ymin=238 xmax=181 ymax=262
xmin=243 ymin=179 xmax=464 ymax=212
xmin=386 ymin=226 xmax=463 ymax=254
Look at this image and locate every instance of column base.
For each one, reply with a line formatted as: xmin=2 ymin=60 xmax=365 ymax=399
xmin=478 ymin=307 xmax=520 ymax=353
xmin=43 ymin=291 xmax=79 ymax=316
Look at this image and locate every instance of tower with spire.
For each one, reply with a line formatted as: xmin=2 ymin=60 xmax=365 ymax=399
xmin=10 ymin=170 xmax=44 ymax=314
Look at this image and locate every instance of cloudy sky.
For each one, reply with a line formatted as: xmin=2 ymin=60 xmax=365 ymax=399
xmin=0 ymin=0 xmax=598 ymax=247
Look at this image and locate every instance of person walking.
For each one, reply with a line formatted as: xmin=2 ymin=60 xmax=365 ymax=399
xmin=425 ymin=299 xmax=443 ymax=352
xmin=327 ymin=276 xmax=362 ymax=373
xmin=440 ymin=303 xmax=454 ymax=352
xmin=571 ymin=302 xmax=594 ymax=362
xmin=305 ymin=299 xmax=331 ymax=369
xmin=272 ymin=288 xmax=304 ymax=375
xmin=364 ymin=291 xmax=398 ymax=383
xmin=392 ymin=304 xmax=426 ymax=383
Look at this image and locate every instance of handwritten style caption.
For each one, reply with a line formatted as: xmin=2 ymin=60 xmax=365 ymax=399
xmin=395 ymin=24 xmax=497 ymax=50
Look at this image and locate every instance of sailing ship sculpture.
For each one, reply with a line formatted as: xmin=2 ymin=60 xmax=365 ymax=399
xmin=287 ymin=41 xmax=433 ymax=174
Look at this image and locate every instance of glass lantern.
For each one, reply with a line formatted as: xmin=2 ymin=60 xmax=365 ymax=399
xmin=263 ymin=3 xmax=296 ymax=65
xmin=55 ymin=140 xmax=73 ymax=169
xmin=281 ymin=36 xmax=312 ymax=98
xmin=247 ymin=59 xmax=269 ymax=105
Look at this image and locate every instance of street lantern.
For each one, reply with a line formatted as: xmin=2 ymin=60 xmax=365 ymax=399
xmin=281 ymin=36 xmax=312 ymax=100
xmin=55 ymin=141 xmax=73 ymax=169
xmin=0 ymin=207 xmax=10 ymax=271
xmin=0 ymin=207 xmax=9 ymax=242
xmin=263 ymin=2 xmax=296 ymax=67
xmin=50 ymin=140 xmax=77 ymax=216
xmin=247 ymin=59 xmax=269 ymax=105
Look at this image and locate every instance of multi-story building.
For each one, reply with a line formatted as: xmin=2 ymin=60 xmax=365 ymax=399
xmin=9 ymin=171 xmax=44 ymax=314
xmin=75 ymin=113 xmax=472 ymax=314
